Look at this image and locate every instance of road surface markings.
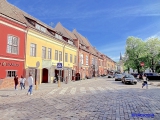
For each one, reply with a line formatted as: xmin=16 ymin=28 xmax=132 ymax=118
xmin=80 ymin=87 xmax=86 ymax=94
xmin=48 ymin=88 xmax=59 ymax=95
xmin=89 ymin=87 xmax=97 ymax=94
xmin=59 ymin=87 xmax=68 ymax=94
xmin=70 ymin=87 xmax=76 ymax=95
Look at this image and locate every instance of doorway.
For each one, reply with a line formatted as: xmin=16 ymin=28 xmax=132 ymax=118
xmin=42 ymin=68 xmax=48 ymax=83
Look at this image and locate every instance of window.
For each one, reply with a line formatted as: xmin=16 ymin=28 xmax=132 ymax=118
xmin=55 ymin=50 xmax=58 ymax=60
xmin=30 ymin=43 xmax=36 ymax=57
xmin=74 ymin=56 xmax=77 ymax=64
xmin=86 ymin=55 xmax=88 ymax=65
xmin=80 ymin=54 xmax=83 ymax=65
xmin=68 ymin=40 xmax=73 ymax=45
xmin=65 ymin=53 xmax=68 ymax=62
xmin=35 ymin=23 xmax=46 ymax=33
xmin=7 ymin=35 xmax=18 ymax=54
xmin=55 ymin=34 xmax=62 ymax=40
xmin=59 ymin=51 xmax=62 ymax=61
xmin=42 ymin=46 xmax=46 ymax=59
xmin=92 ymin=58 xmax=94 ymax=64
xmin=70 ymin=54 xmax=72 ymax=63
xmin=48 ymin=48 xmax=52 ymax=59
xmin=7 ymin=71 xmax=17 ymax=77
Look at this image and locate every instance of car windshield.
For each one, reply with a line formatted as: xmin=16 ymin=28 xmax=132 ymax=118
xmin=116 ymin=74 xmax=122 ymax=77
xmin=125 ymin=75 xmax=134 ymax=78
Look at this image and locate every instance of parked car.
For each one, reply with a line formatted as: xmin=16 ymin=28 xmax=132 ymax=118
xmin=145 ymin=73 xmax=160 ymax=80
xmin=115 ymin=74 xmax=123 ymax=81
xmin=108 ymin=74 xmax=113 ymax=78
xmin=131 ymin=73 xmax=139 ymax=78
xmin=122 ymin=74 xmax=137 ymax=85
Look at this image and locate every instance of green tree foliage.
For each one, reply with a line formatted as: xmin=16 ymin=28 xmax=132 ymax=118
xmin=124 ymin=36 xmax=160 ymax=73
xmin=145 ymin=37 xmax=160 ymax=72
xmin=124 ymin=36 xmax=145 ymax=73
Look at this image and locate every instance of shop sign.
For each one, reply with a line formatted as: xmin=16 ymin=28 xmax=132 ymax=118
xmin=0 ymin=62 xmax=19 ymax=67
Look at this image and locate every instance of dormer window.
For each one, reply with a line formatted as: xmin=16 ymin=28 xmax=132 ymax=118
xmin=55 ymin=34 xmax=62 ymax=40
xmin=35 ymin=23 xmax=46 ymax=33
xmin=68 ymin=40 xmax=73 ymax=45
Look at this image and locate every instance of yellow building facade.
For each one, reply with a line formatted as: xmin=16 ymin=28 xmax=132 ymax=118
xmin=25 ymin=28 xmax=77 ymax=85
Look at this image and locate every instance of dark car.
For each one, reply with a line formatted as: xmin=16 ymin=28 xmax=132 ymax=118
xmin=131 ymin=73 xmax=139 ymax=78
xmin=115 ymin=74 xmax=123 ymax=81
xmin=145 ymin=73 xmax=160 ymax=80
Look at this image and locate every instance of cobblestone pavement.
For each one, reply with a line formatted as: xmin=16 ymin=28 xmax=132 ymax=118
xmin=0 ymin=77 xmax=160 ymax=120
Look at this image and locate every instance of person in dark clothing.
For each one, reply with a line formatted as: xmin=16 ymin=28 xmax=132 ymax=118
xmin=14 ymin=75 xmax=19 ymax=90
xmin=53 ymin=73 xmax=59 ymax=83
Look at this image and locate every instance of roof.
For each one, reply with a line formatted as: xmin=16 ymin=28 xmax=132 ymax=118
xmin=54 ymin=22 xmax=77 ymax=40
xmin=73 ymin=29 xmax=98 ymax=56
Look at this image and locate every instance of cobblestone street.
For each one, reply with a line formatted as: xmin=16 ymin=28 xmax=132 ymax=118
xmin=0 ymin=77 xmax=160 ymax=120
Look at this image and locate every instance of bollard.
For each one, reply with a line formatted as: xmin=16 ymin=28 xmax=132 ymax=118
xmin=35 ymin=81 xmax=38 ymax=90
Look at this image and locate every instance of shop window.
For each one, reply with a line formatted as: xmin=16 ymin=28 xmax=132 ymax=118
xmin=7 ymin=71 xmax=17 ymax=77
xmin=7 ymin=35 xmax=19 ymax=54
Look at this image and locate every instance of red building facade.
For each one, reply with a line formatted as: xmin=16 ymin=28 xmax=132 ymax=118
xmin=0 ymin=14 xmax=26 ymax=89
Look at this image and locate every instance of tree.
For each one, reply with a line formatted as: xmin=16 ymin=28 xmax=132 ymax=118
xmin=145 ymin=37 xmax=160 ymax=72
xmin=124 ymin=36 xmax=145 ymax=73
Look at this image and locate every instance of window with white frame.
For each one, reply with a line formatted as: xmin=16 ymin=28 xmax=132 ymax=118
xmin=55 ymin=34 xmax=62 ymax=40
xmin=30 ymin=43 xmax=36 ymax=57
xmin=48 ymin=48 xmax=52 ymax=59
xmin=86 ymin=55 xmax=88 ymax=65
xmin=68 ymin=40 xmax=73 ymax=45
xmin=7 ymin=35 xmax=18 ymax=54
xmin=92 ymin=58 xmax=94 ymax=64
xmin=55 ymin=50 xmax=58 ymax=60
xmin=35 ymin=23 xmax=46 ymax=33
xmin=42 ymin=46 xmax=46 ymax=59
xmin=70 ymin=54 xmax=72 ymax=63
xmin=65 ymin=53 xmax=68 ymax=62
xmin=80 ymin=54 xmax=83 ymax=65
xmin=59 ymin=51 xmax=62 ymax=61
xmin=7 ymin=71 xmax=17 ymax=77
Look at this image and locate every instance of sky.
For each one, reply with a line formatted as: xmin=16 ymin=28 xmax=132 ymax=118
xmin=7 ymin=0 xmax=160 ymax=62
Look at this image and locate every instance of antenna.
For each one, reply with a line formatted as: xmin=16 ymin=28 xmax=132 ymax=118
xmin=49 ymin=22 xmax=54 ymax=28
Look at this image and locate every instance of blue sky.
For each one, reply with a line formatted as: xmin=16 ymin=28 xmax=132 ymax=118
xmin=8 ymin=0 xmax=160 ymax=62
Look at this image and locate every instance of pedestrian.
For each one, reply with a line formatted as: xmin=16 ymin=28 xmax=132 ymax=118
xmin=14 ymin=75 xmax=19 ymax=90
xmin=27 ymin=74 xmax=34 ymax=95
xmin=20 ymin=75 xmax=26 ymax=90
xmin=55 ymin=73 xmax=59 ymax=82
xmin=142 ymin=79 xmax=148 ymax=89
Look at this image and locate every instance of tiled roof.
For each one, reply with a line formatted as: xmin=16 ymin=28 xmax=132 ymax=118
xmin=1 ymin=0 xmax=57 ymax=37
xmin=72 ymin=29 xmax=98 ymax=56
xmin=54 ymin=22 xmax=77 ymax=40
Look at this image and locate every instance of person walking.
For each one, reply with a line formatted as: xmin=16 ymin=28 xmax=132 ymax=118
xmin=14 ymin=75 xmax=19 ymax=90
xmin=27 ymin=74 xmax=34 ymax=95
xmin=20 ymin=75 xmax=26 ymax=90
xmin=55 ymin=73 xmax=59 ymax=83
xmin=142 ymin=79 xmax=148 ymax=89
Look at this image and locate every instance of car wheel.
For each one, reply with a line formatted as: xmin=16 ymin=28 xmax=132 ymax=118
xmin=134 ymin=82 xmax=137 ymax=85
